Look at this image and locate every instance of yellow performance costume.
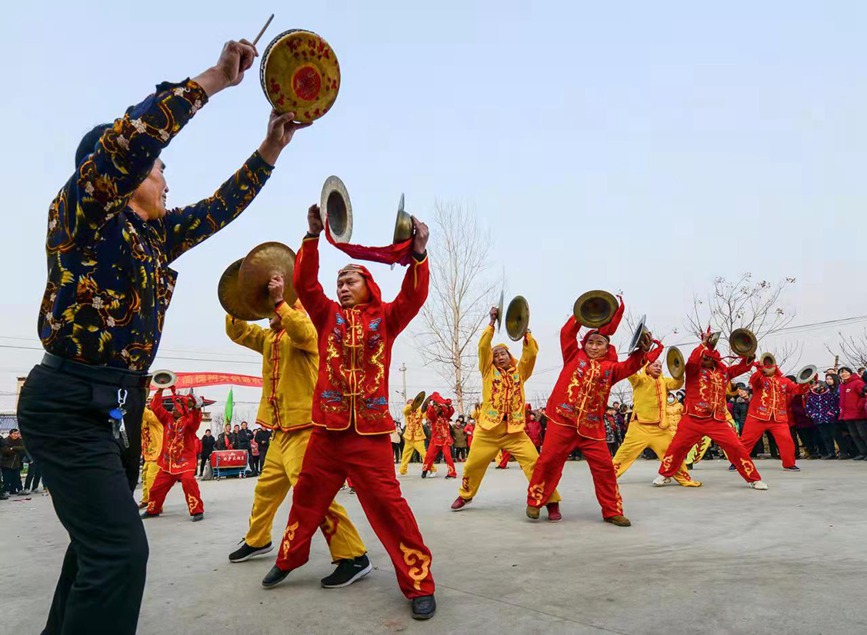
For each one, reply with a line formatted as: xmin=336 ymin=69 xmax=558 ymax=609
xmin=399 ymin=404 xmax=435 ymax=475
xmin=139 ymin=406 xmax=163 ymax=506
xmin=612 ymin=367 xmax=700 ymax=486
xmin=226 ymin=303 xmax=366 ymax=559
xmin=454 ymin=326 xmax=560 ymax=506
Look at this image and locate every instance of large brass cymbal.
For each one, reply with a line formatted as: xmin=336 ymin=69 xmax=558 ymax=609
xmin=796 ymin=364 xmax=818 ymax=384
xmin=505 ymin=295 xmax=530 ymax=342
xmin=666 ymin=346 xmax=684 ymax=380
xmin=237 ymin=242 xmax=298 ymax=319
xmin=393 ymin=193 xmax=414 ymax=244
xmin=759 ymin=352 xmax=777 ymax=368
xmin=218 ymin=258 xmax=262 ymax=321
xmin=411 ymin=391 xmax=426 ymax=412
xmin=627 ymin=314 xmax=650 ymax=353
xmin=321 ymin=176 xmax=353 ymax=243
xmin=573 ymin=290 xmax=618 ymax=328
xmin=729 ymin=328 xmax=757 ymax=357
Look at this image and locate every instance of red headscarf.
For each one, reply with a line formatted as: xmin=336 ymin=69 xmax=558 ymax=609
xmin=338 ymin=264 xmax=383 ymax=305
xmin=325 ymin=223 xmax=415 ymax=267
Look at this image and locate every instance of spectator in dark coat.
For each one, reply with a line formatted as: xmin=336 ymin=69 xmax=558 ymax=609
xmin=199 ymin=429 xmax=216 ymax=476
xmin=1 ymin=429 xmax=27 ymax=495
xmin=254 ymin=427 xmax=272 ymax=474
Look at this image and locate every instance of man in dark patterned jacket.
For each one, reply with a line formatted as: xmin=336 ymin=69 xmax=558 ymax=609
xmin=17 ymin=36 xmax=309 ymax=635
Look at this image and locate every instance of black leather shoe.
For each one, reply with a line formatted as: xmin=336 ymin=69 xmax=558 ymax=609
xmin=411 ymin=595 xmax=436 ymax=620
xmin=141 ymin=511 xmax=160 ymax=519
xmin=262 ymin=565 xmax=291 ymax=589
xmin=191 ymin=513 xmax=204 ymax=522
xmin=421 ymin=471 xmax=428 ymax=479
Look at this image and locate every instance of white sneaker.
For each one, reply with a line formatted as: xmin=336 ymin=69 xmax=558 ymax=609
xmin=749 ymin=481 xmax=768 ymax=490
xmin=652 ymin=476 xmax=671 ymax=487
xmin=428 ymin=472 xmax=438 ymax=478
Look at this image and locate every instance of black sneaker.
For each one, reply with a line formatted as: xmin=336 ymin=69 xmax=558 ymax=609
xmin=321 ymin=555 xmax=372 ymax=588
xmin=141 ymin=511 xmax=160 ymax=519
xmin=262 ymin=565 xmax=291 ymax=589
xmin=191 ymin=513 xmax=204 ymax=522
xmin=411 ymin=595 xmax=436 ymax=620
xmin=421 ymin=471 xmax=428 ymax=479
xmin=783 ymin=466 xmax=801 ymax=472
xmin=229 ymin=541 xmax=274 ymax=563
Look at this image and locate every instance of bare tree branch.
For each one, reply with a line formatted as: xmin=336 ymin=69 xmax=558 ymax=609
xmin=685 ymin=273 xmax=796 ymax=353
xmin=414 ymin=200 xmax=496 ymax=415
xmin=827 ymin=329 xmax=867 ymax=368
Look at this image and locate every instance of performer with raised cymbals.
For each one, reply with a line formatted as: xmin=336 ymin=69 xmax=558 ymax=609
xmin=451 ymin=305 xmax=562 ymax=518
xmin=16 ymin=31 xmax=308 ymax=634
xmin=262 ymin=202 xmax=437 ymax=621
xmin=526 ymin=292 xmax=654 ymax=526
xmin=224 ymin=271 xmax=370 ymax=588
xmin=654 ymin=329 xmax=768 ymax=490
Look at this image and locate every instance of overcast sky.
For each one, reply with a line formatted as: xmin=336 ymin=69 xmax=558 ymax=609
xmin=2 ymin=1 xmax=865 ymax=415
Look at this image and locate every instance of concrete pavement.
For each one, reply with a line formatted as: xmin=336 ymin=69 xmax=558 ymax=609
xmin=3 ymin=458 xmax=866 ymax=634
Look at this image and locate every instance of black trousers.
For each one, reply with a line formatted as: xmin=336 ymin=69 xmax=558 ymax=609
xmin=257 ymin=446 xmax=269 ymax=473
xmin=17 ymin=362 xmax=149 ymax=635
xmin=816 ymin=424 xmax=837 ymax=457
xmin=844 ymin=419 xmax=867 ymax=456
xmin=199 ymin=453 xmax=212 ymax=476
xmin=25 ymin=460 xmax=43 ymax=490
xmin=835 ymin=421 xmax=858 ymax=457
xmin=2 ymin=467 xmax=21 ymax=493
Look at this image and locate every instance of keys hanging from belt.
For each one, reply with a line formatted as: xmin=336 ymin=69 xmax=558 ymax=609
xmin=109 ymin=388 xmax=129 ymax=449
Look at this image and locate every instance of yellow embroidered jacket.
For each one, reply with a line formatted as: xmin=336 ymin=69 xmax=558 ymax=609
xmin=628 ymin=369 xmax=684 ymax=428
xmin=402 ymin=404 xmax=426 ymax=441
xmin=477 ymin=326 xmax=538 ymax=433
xmin=141 ymin=407 xmax=164 ymax=463
xmin=225 ymin=301 xmax=318 ymax=430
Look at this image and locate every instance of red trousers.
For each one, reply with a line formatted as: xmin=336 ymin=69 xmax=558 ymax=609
xmin=421 ymin=442 xmax=456 ymax=477
xmin=498 ymin=451 xmax=512 ymax=468
xmin=146 ymin=469 xmax=203 ymax=515
xmin=276 ymin=427 xmax=434 ymax=598
xmin=526 ymin=422 xmax=624 ymax=519
xmin=740 ymin=416 xmax=797 ymax=468
xmin=660 ymin=415 xmax=762 ymax=482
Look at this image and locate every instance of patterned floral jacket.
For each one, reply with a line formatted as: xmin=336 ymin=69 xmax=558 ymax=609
xmin=40 ymin=79 xmax=272 ymax=370
xmin=402 ymin=404 xmax=427 ymax=442
xmin=294 ymin=236 xmax=429 ymax=435
xmin=426 ymin=394 xmax=455 ymax=446
xmin=151 ymin=390 xmax=201 ymax=475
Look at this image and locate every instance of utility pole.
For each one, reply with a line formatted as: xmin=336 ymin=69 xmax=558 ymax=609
xmin=399 ymin=363 xmax=407 ymax=401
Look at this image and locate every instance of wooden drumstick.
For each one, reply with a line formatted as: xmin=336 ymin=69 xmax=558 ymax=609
xmin=252 ymin=14 xmax=275 ymax=47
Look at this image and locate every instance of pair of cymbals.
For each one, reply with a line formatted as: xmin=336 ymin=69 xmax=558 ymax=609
xmin=320 ymin=176 xmax=414 ymax=246
xmin=495 ymin=293 xmax=530 ymax=342
xmin=218 ymin=242 xmax=297 ymax=320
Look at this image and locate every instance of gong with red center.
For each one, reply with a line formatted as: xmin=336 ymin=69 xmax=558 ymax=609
xmin=259 ymin=29 xmax=341 ymax=123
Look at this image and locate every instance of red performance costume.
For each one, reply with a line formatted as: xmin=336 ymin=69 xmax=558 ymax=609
xmin=421 ymin=393 xmax=457 ymax=478
xmin=526 ymin=301 xmax=650 ymax=525
xmin=657 ymin=341 xmax=765 ymax=488
xmin=144 ymin=389 xmax=204 ymax=519
xmin=269 ymin=231 xmax=435 ymax=612
xmin=739 ymin=364 xmax=811 ymax=469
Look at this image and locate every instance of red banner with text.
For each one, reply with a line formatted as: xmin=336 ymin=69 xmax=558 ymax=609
xmin=150 ymin=372 xmax=263 ymax=391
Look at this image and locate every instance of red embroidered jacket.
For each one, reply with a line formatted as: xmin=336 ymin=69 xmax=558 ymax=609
xmin=151 ymin=390 xmax=201 ymax=475
xmin=426 ymin=393 xmax=455 ymax=446
xmin=748 ymin=367 xmax=810 ymax=424
xmin=545 ymin=317 xmax=651 ymax=441
xmin=683 ymin=344 xmax=752 ymax=421
xmin=294 ymin=235 xmax=429 ymax=435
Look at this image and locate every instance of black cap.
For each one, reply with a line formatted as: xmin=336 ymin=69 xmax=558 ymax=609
xmin=75 ymin=123 xmax=112 ymax=168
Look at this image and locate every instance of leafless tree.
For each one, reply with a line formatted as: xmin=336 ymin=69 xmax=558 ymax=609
xmin=829 ymin=329 xmax=867 ymax=368
xmin=686 ymin=273 xmax=797 ymax=354
xmin=415 ymin=200 xmax=497 ymax=415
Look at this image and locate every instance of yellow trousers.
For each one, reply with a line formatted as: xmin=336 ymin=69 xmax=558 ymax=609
xmin=140 ymin=460 xmax=160 ymax=504
xmin=612 ymin=424 xmax=699 ymax=486
xmin=398 ymin=439 xmax=435 ymax=475
xmin=458 ymin=423 xmax=560 ymax=502
xmin=245 ymin=428 xmax=367 ymax=561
